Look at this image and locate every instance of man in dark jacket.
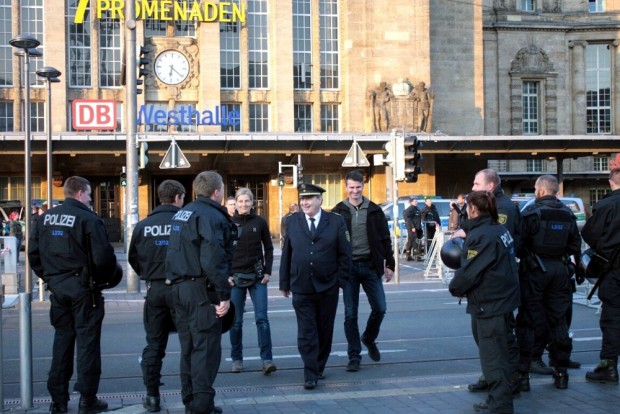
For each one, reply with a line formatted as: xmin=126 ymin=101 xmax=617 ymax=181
xmin=128 ymin=180 xmax=186 ymax=411
xmin=582 ymin=168 xmax=620 ymax=384
xmin=403 ymin=196 xmax=422 ymax=261
xmin=29 ymin=176 xmax=118 ymax=414
xmin=516 ymin=175 xmax=582 ymax=390
xmin=420 ymin=198 xmax=441 ymax=250
xmin=165 ymin=171 xmax=236 ymax=414
xmin=331 ymin=170 xmax=394 ymax=372
xmin=280 ymin=183 xmax=351 ymax=390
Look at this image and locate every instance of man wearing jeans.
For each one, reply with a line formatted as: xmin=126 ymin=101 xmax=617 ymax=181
xmin=332 ymin=170 xmax=395 ymax=371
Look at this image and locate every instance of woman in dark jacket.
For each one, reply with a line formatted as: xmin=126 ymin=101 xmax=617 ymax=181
xmin=228 ymin=187 xmax=276 ymax=375
xmin=449 ymin=191 xmax=519 ymax=414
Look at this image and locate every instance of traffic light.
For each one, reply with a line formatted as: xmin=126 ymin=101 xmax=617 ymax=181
xmin=139 ymin=142 xmax=149 ymax=169
xmin=137 ymin=45 xmax=153 ymax=95
xmin=120 ymin=172 xmax=127 ymax=187
xmin=402 ymin=135 xmax=423 ymax=183
xmin=278 ymin=173 xmax=285 ymax=187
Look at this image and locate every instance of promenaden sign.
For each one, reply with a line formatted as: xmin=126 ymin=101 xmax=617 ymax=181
xmin=74 ymin=0 xmax=246 ymax=24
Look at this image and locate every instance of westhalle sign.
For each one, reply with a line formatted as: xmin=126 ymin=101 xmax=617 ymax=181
xmin=74 ymin=0 xmax=246 ymax=24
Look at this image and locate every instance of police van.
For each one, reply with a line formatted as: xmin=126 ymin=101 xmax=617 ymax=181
xmin=511 ymin=195 xmax=587 ymax=231
xmin=380 ymin=196 xmax=452 ymax=236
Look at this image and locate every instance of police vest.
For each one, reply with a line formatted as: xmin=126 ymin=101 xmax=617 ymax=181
xmin=525 ymin=203 xmax=573 ymax=258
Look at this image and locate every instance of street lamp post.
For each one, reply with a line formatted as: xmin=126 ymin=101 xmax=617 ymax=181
xmin=10 ymin=33 xmax=41 ymax=411
xmin=36 ymin=66 xmax=61 ymax=303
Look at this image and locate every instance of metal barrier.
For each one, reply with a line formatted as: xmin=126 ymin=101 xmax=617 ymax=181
xmin=1 ymin=236 xmax=20 ymax=294
xmin=423 ymin=230 xmax=455 ymax=284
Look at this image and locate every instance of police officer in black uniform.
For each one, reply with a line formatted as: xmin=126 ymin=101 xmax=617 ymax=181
xmin=165 ymin=171 xmax=235 ymax=414
xmin=583 ymin=167 xmax=620 ymax=384
xmin=449 ymin=191 xmax=519 ymax=414
xmin=29 ymin=176 xmax=118 ymax=414
xmin=467 ymin=168 xmax=522 ymax=394
xmin=128 ymin=180 xmax=186 ymax=412
xmin=516 ymin=175 xmax=582 ymax=390
xmin=403 ymin=196 xmax=422 ymax=261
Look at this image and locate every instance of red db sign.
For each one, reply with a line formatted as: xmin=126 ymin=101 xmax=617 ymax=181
xmin=72 ymin=99 xmax=117 ymax=130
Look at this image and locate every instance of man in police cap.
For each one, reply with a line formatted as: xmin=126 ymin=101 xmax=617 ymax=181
xmin=280 ymin=183 xmax=351 ymax=390
xmin=128 ymin=180 xmax=185 ymax=412
xmin=29 ymin=176 xmax=118 ymax=414
xmin=165 ymin=171 xmax=236 ymax=414
xmin=582 ymin=167 xmax=620 ymax=384
xmin=516 ymin=175 xmax=581 ymax=389
xmin=403 ymin=196 xmax=422 ymax=261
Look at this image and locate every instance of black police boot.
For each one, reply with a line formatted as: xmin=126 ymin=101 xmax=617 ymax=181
xmin=50 ymin=401 xmax=68 ymax=414
xmin=518 ymin=371 xmax=530 ymax=392
xmin=143 ymin=395 xmax=161 ymax=412
xmin=78 ymin=397 xmax=108 ymax=414
xmin=468 ymin=377 xmax=489 ymax=392
xmin=553 ymin=369 xmax=569 ymax=389
xmin=586 ymin=359 xmax=619 ymax=384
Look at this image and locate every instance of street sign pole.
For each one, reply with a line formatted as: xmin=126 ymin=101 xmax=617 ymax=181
xmin=390 ymin=131 xmax=400 ymax=283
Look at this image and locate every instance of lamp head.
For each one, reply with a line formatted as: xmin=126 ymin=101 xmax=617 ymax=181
xmin=37 ymin=66 xmax=62 ymax=79
xmin=9 ymin=34 xmax=40 ymax=50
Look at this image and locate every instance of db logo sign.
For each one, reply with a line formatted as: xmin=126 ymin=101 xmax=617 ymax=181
xmin=72 ymin=99 xmax=117 ymax=130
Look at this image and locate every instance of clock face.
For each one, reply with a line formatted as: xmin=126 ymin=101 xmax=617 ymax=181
xmin=154 ymin=50 xmax=190 ymax=85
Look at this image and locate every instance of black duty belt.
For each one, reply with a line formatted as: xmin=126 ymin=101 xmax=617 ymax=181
xmin=353 ymin=256 xmax=372 ymax=262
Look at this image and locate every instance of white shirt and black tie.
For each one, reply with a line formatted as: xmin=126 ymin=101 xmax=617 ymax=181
xmin=306 ymin=212 xmax=321 ymax=237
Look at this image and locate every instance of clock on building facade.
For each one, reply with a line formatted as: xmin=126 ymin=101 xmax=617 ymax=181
xmin=154 ymin=50 xmax=190 ymax=85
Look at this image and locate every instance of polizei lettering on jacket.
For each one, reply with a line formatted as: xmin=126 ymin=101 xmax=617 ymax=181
xmin=144 ymin=224 xmax=171 ymax=237
xmin=43 ymin=214 xmax=76 ymax=227
xmin=172 ymin=210 xmax=194 ymax=222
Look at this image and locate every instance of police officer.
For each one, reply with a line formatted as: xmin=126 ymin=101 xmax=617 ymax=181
xmin=403 ymin=196 xmax=422 ymax=261
xmin=516 ymin=175 xmax=581 ymax=390
xmin=165 ymin=171 xmax=235 ymax=414
xmin=128 ymin=180 xmax=186 ymax=412
xmin=279 ymin=183 xmax=352 ymax=390
xmin=582 ymin=167 xmax=620 ymax=384
xmin=467 ymin=168 xmax=522 ymax=394
xmin=449 ymin=191 xmax=519 ymax=414
xmin=29 ymin=176 xmax=118 ymax=414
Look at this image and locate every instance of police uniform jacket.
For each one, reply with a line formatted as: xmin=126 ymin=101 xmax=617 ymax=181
xmin=449 ymin=215 xmax=520 ymax=318
xmin=165 ymin=196 xmax=235 ymax=302
xmin=332 ymin=199 xmax=394 ymax=275
xmin=582 ymin=189 xmax=620 ymax=260
xmin=404 ymin=205 xmax=422 ymax=231
xmin=494 ymin=187 xmax=522 ymax=251
xmin=128 ymin=204 xmax=180 ymax=281
xmin=279 ymin=210 xmax=352 ymax=294
xmin=230 ymin=210 xmax=274 ymax=275
xmin=28 ymin=198 xmax=117 ymax=283
xmin=518 ymin=195 xmax=581 ymax=260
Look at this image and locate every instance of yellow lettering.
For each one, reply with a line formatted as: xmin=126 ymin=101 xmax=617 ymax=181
xmin=232 ymin=3 xmax=246 ymax=24
xmin=219 ymin=3 xmax=230 ymax=23
xmin=138 ymin=0 xmax=158 ymax=19
xmin=97 ymin=0 xmax=110 ymax=19
xmin=109 ymin=0 xmax=125 ymax=19
xmin=74 ymin=0 xmax=90 ymax=24
xmin=188 ymin=1 xmax=203 ymax=21
xmin=203 ymin=2 xmax=216 ymax=22
xmin=174 ymin=0 xmax=187 ymax=21
xmin=160 ymin=0 xmax=172 ymax=20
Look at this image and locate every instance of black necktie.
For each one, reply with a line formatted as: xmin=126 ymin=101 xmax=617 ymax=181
xmin=309 ymin=217 xmax=316 ymax=237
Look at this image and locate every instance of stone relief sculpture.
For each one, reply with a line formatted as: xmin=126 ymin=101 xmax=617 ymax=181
xmin=511 ymin=44 xmax=555 ymax=73
xmin=494 ymin=0 xmax=516 ymax=10
xmin=369 ymin=79 xmax=435 ymax=133
xmin=543 ymin=0 xmax=560 ymax=12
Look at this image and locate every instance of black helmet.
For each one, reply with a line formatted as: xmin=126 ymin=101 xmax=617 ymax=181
xmin=94 ymin=262 xmax=123 ymax=290
xmin=441 ymin=237 xmax=465 ymax=270
xmin=579 ymin=249 xmax=609 ymax=284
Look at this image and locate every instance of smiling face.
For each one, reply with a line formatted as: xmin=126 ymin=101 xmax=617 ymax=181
xmin=346 ymin=179 xmax=364 ymax=205
xmin=236 ymin=194 xmax=253 ymax=215
xmin=300 ymin=195 xmax=322 ymax=217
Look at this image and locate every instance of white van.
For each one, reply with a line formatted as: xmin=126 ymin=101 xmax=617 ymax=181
xmin=511 ymin=195 xmax=587 ymax=231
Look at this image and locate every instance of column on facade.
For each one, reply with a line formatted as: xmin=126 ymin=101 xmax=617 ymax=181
xmin=569 ymin=41 xmax=587 ymax=134
xmin=545 ymin=74 xmax=558 ymax=135
xmin=613 ymin=40 xmax=620 ymax=134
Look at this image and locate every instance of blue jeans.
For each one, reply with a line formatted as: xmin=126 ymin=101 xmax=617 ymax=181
xmin=229 ymin=281 xmax=273 ymax=362
xmin=343 ymin=261 xmax=387 ymax=362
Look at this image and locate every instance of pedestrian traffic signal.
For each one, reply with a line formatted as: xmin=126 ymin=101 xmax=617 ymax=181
xmin=278 ymin=173 xmax=285 ymax=187
xmin=139 ymin=142 xmax=149 ymax=169
xmin=120 ymin=172 xmax=127 ymax=187
xmin=137 ymin=45 xmax=153 ymax=95
xmin=402 ymin=135 xmax=423 ymax=183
